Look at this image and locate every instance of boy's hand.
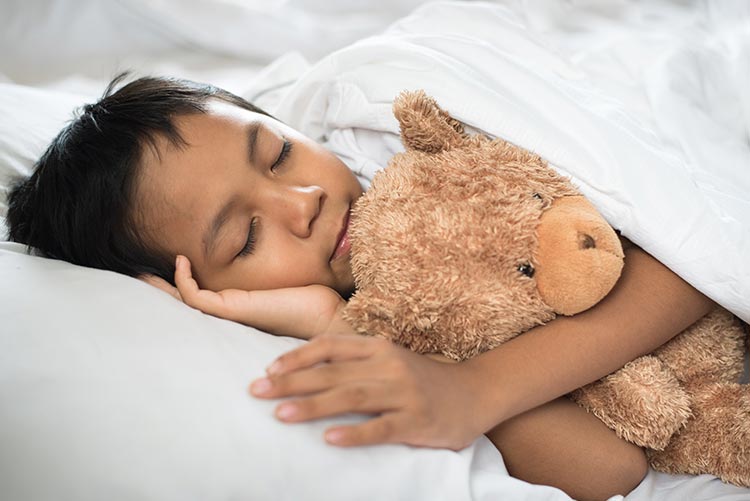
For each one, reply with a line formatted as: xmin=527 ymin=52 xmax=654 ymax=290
xmin=140 ymin=255 xmax=354 ymax=339
xmin=140 ymin=274 xmax=184 ymax=301
xmin=250 ymin=335 xmax=484 ymax=450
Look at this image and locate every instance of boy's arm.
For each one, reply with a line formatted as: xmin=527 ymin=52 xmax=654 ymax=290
xmin=253 ymin=243 xmax=715 ymax=448
xmin=466 ymin=242 xmax=715 ymax=429
xmin=143 ymin=255 xmax=353 ymax=339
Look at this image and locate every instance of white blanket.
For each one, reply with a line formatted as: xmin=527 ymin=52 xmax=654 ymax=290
xmin=272 ymin=0 xmax=750 ymax=323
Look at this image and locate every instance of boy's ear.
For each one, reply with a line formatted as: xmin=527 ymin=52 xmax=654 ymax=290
xmin=393 ymin=90 xmax=470 ymax=153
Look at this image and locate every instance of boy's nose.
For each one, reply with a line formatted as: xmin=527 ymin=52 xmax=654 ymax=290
xmin=280 ymin=185 xmax=324 ymax=238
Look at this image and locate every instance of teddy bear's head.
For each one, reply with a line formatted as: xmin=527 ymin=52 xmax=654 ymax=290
xmin=344 ymin=91 xmax=625 ymax=360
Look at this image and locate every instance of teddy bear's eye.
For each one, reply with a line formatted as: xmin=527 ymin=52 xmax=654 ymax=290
xmin=517 ymin=263 xmax=535 ymax=278
xmin=532 ymin=193 xmax=542 ymax=200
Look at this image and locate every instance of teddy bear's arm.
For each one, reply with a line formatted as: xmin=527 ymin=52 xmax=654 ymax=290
xmin=343 ymin=290 xmax=450 ymax=355
xmin=570 ymin=355 xmax=691 ymax=450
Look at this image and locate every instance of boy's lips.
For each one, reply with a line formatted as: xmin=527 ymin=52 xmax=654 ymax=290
xmin=330 ymin=209 xmax=351 ymax=261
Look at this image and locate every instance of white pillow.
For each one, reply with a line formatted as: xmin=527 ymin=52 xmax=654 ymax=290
xmin=0 ymin=242 xmax=570 ymax=500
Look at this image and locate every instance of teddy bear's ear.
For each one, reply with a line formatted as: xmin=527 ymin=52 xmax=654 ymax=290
xmin=393 ymin=90 xmax=470 ymax=153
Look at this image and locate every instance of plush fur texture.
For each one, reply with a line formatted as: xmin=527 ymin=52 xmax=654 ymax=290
xmin=343 ymin=90 xmax=750 ymax=485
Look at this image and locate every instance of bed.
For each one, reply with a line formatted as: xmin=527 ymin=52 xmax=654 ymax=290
xmin=1 ymin=1 xmax=748 ymax=500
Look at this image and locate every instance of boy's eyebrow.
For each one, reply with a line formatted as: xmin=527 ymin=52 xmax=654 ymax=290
xmin=246 ymin=121 xmax=261 ymax=163
xmin=202 ymin=122 xmax=262 ymax=260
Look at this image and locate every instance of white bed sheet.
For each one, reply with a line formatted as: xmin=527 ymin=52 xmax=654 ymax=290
xmin=1 ymin=1 xmax=748 ymax=500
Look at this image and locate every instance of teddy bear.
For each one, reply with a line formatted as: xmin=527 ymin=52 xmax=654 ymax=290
xmin=342 ymin=90 xmax=750 ymax=486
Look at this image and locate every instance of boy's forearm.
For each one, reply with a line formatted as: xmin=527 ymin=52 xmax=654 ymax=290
xmin=462 ymin=244 xmax=715 ymax=431
xmin=486 ymin=397 xmax=647 ymax=500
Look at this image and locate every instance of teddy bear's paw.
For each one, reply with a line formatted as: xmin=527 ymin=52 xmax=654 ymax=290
xmin=570 ymin=355 xmax=692 ymax=450
xmin=647 ymin=381 xmax=750 ymax=487
xmin=654 ymin=308 xmax=747 ymax=384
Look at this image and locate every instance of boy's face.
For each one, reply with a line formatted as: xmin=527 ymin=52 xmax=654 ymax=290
xmin=136 ymin=100 xmax=364 ymax=297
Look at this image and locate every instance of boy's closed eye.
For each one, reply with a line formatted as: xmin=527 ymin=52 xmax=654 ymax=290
xmin=238 ymin=218 xmax=259 ymax=258
xmin=236 ymin=139 xmax=293 ymax=259
xmin=272 ymin=139 xmax=293 ymax=171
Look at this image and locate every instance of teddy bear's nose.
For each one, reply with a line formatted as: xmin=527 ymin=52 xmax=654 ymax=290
xmin=533 ymin=196 xmax=624 ymax=316
xmin=579 ymin=233 xmax=596 ymax=250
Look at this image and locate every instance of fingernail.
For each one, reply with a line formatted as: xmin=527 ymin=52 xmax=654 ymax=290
xmin=325 ymin=429 xmax=345 ymax=444
xmin=266 ymin=360 xmax=282 ymax=375
xmin=175 ymin=255 xmax=182 ymax=268
xmin=250 ymin=377 xmax=272 ymax=395
xmin=276 ymin=403 xmax=298 ymax=420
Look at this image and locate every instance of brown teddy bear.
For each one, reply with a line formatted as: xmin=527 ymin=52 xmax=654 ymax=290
xmin=342 ymin=90 xmax=750 ymax=486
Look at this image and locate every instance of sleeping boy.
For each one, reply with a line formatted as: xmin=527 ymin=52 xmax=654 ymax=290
xmin=7 ymin=75 xmax=714 ymax=501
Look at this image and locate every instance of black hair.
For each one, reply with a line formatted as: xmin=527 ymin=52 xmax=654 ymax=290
xmin=6 ymin=73 xmax=270 ymax=283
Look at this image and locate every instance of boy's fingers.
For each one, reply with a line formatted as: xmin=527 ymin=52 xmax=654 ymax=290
xmin=271 ymin=382 xmax=396 ymax=423
xmin=324 ymin=415 xmax=406 ymax=447
xmin=174 ymin=255 xmax=199 ymax=297
xmin=174 ymin=255 xmax=225 ymax=313
xmin=173 ymin=256 xmax=296 ymax=326
xmin=140 ymin=274 xmax=183 ymax=301
xmin=266 ymin=335 xmax=389 ymax=375
xmin=251 ymin=358 xmax=383 ymax=399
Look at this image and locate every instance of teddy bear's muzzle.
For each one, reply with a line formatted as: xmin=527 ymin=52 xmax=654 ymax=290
xmin=533 ymin=196 xmax=625 ymax=316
